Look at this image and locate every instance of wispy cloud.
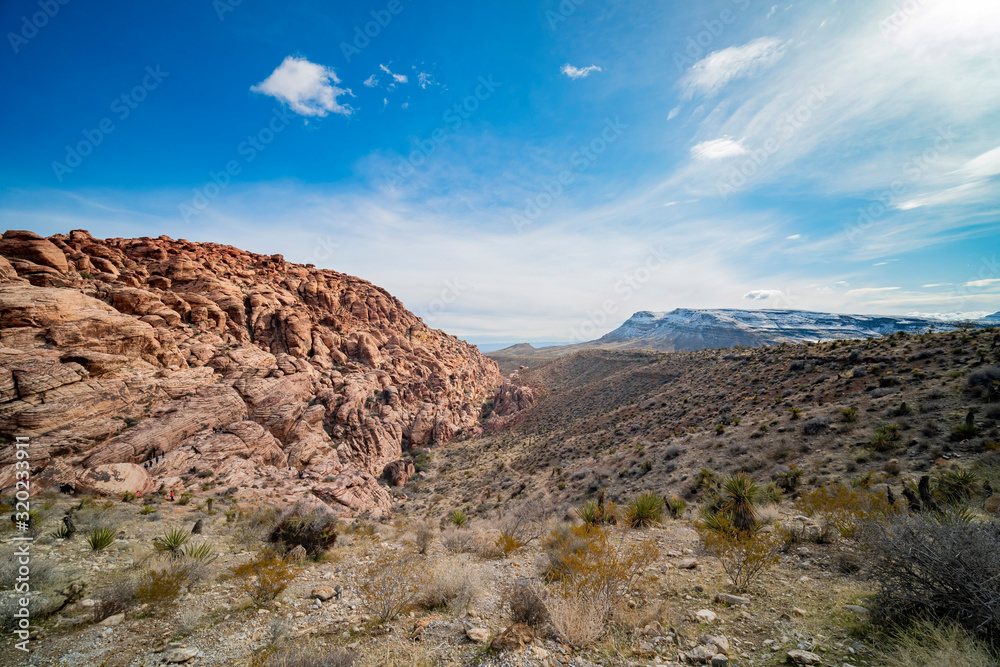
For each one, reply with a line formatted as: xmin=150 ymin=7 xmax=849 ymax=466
xmin=965 ymin=278 xmax=1000 ymax=287
xmin=681 ymin=37 xmax=788 ymax=98
xmin=691 ymin=138 xmax=746 ymax=160
xmin=560 ymin=63 xmax=602 ymax=79
xmin=250 ymin=56 xmax=353 ymax=117
xmin=379 ymin=63 xmax=408 ymax=85
xmin=847 ymin=286 xmax=901 ymax=295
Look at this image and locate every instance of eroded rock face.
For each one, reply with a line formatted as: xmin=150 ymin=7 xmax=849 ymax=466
xmin=484 ymin=371 xmax=536 ymax=430
xmin=0 ymin=230 xmax=500 ymax=517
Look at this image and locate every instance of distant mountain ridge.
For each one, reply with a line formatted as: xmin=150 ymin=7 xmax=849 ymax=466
xmin=489 ymin=308 xmax=999 ymax=367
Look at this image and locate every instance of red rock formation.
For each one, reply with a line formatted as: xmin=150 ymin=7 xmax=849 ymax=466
xmin=0 ymin=230 xmax=500 ymax=517
xmin=483 ymin=372 xmax=536 ymax=431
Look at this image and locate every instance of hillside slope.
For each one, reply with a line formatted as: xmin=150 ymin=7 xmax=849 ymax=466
xmin=0 ymin=230 xmax=500 ymax=516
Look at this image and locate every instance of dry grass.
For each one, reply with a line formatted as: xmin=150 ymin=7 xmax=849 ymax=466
xmin=876 ymin=620 xmax=997 ymax=667
xmin=356 ymin=548 xmax=427 ymax=623
xmin=418 ymin=558 xmax=486 ymax=613
xmin=546 ymin=592 xmax=608 ymax=648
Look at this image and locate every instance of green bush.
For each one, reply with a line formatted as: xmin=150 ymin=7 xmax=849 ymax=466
xmin=448 ymin=509 xmax=467 ymax=528
xmin=268 ymin=506 xmax=339 ymax=558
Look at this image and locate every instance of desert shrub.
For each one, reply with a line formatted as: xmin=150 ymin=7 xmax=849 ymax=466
xmin=774 ymin=466 xmax=804 ymax=492
xmin=418 ymin=558 xmax=484 ymax=612
xmin=154 ymin=527 xmax=190 ymax=558
xmin=546 ymin=592 xmax=607 ymax=648
xmin=439 ymin=526 xmax=476 ymax=554
xmin=93 ymin=576 xmax=138 ymax=621
xmin=356 ymin=548 xmax=427 ymax=622
xmin=412 ymin=449 xmax=431 ymax=473
xmin=0 ymin=546 xmax=60 ymax=590
xmin=624 ymin=491 xmax=665 ymax=528
xmin=86 ymin=526 xmax=117 ymax=551
xmin=501 ymin=579 xmax=548 ymax=628
xmin=665 ymin=495 xmax=687 ymax=519
xmin=252 ymin=642 xmax=357 ymax=667
xmin=796 ymin=483 xmax=898 ymax=538
xmin=875 ymin=620 xmax=997 ymax=667
xmin=134 ymin=565 xmax=186 ymax=607
xmin=871 ymin=423 xmax=903 ymax=451
xmin=494 ymin=531 xmax=523 ymax=557
xmin=576 ymin=489 xmax=618 ymax=526
xmin=229 ymin=550 xmax=296 ymax=608
xmin=803 ymin=417 xmax=830 ymax=435
xmin=841 ymin=407 xmax=858 ymax=422
xmin=697 ymin=517 xmax=782 ymax=591
xmin=231 ymin=505 xmax=280 ymax=547
xmin=543 ymin=524 xmax=657 ymax=610
xmin=951 ymin=421 xmax=981 ymax=442
xmin=414 ymin=521 xmax=434 ymax=555
xmin=268 ymin=506 xmax=338 ymax=557
xmin=176 ymin=493 xmax=192 ymax=506
xmin=967 ymin=366 xmax=1000 ymax=401
xmin=860 ymin=514 xmax=1000 ymax=647
xmin=788 ymin=406 xmax=803 ymax=420
xmin=495 ymin=498 xmax=546 ymax=547
xmin=448 ymin=509 xmax=467 ymax=528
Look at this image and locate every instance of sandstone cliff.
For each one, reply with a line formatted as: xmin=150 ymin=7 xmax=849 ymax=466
xmin=0 ymin=230 xmax=500 ymax=517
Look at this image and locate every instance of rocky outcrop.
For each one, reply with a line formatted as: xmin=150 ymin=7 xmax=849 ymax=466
xmin=0 ymin=230 xmax=500 ymax=516
xmin=484 ymin=372 xmax=536 ymax=430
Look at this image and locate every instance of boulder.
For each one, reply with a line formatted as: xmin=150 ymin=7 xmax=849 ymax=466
xmin=383 ymin=458 xmax=415 ymax=486
xmin=78 ymin=463 xmax=153 ymax=496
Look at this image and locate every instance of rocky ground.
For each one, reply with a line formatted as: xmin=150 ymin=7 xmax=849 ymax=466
xmin=1 ymin=486 xmax=877 ymax=667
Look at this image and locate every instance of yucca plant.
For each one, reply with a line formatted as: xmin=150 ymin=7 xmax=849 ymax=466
xmin=87 ymin=527 xmax=117 ymax=551
xmin=934 ymin=469 xmax=980 ymax=505
xmin=154 ymin=528 xmax=190 ymax=558
xmin=624 ymin=491 xmax=665 ymax=528
xmin=871 ymin=423 xmax=902 ymax=451
xmin=50 ymin=523 xmax=71 ymax=540
xmin=715 ymin=472 xmax=761 ymax=532
xmin=448 ymin=509 xmax=467 ymax=528
xmin=666 ymin=496 xmax=687 ymax=519
xmin=140 ymin=505 xmax=156 ymax=515
xmin=181 ymin=541 xmax=218 ymax=562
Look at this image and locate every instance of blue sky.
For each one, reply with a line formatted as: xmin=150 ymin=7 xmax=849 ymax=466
xmin=2 ymin=0 xmax=999 ymax=348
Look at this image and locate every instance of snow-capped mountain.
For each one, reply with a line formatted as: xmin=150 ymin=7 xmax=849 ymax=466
xmin=592 ymin=309 xmax=962 ymax=352
xmin=491 ymin=308 xmax=997 ymax=362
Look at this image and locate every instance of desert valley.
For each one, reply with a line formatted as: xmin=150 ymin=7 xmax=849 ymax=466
xmin=2 ymin=230 xmax=1000 ymax=666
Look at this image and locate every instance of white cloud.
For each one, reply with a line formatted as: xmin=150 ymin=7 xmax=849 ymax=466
xmin=964 ymin=278 xmax=1000 ymax=287
xmin=401 ymin=101 xmax=409 ymax=109
xmin=379 ymin=64 xmax=408 ymax=84
xmin=744 ymin=289 xmax=786 ymax=300
xmin=922 ymin=283 xmax=951 ymax=288
xmin=417 ymin=71 xmax=435 ymax=89
xmin=363 ymin=75 xmax=378 ymax=88
xmin=560 ymin=63 xmax=602 ymax=79
xmin=691 ymin=137 xmax=747 ymax=160
xmin=250 ymin=56 xmax=353 ymax=117
xmin=847 ymin=286 xmax=901 ymax=295
xmin=667 ymin=106 xmax=680 ymax=120
xmin=786 ymin=234 xmax=801 ymax=239
xmin=681 ymin=37 xmax=788 ymax=97
xmin=960 ymin=145 xmax=1000 ymax=179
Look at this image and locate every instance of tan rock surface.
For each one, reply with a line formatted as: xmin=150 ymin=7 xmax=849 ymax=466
xmin=0 ymin=230 xmax=500 ymax=514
